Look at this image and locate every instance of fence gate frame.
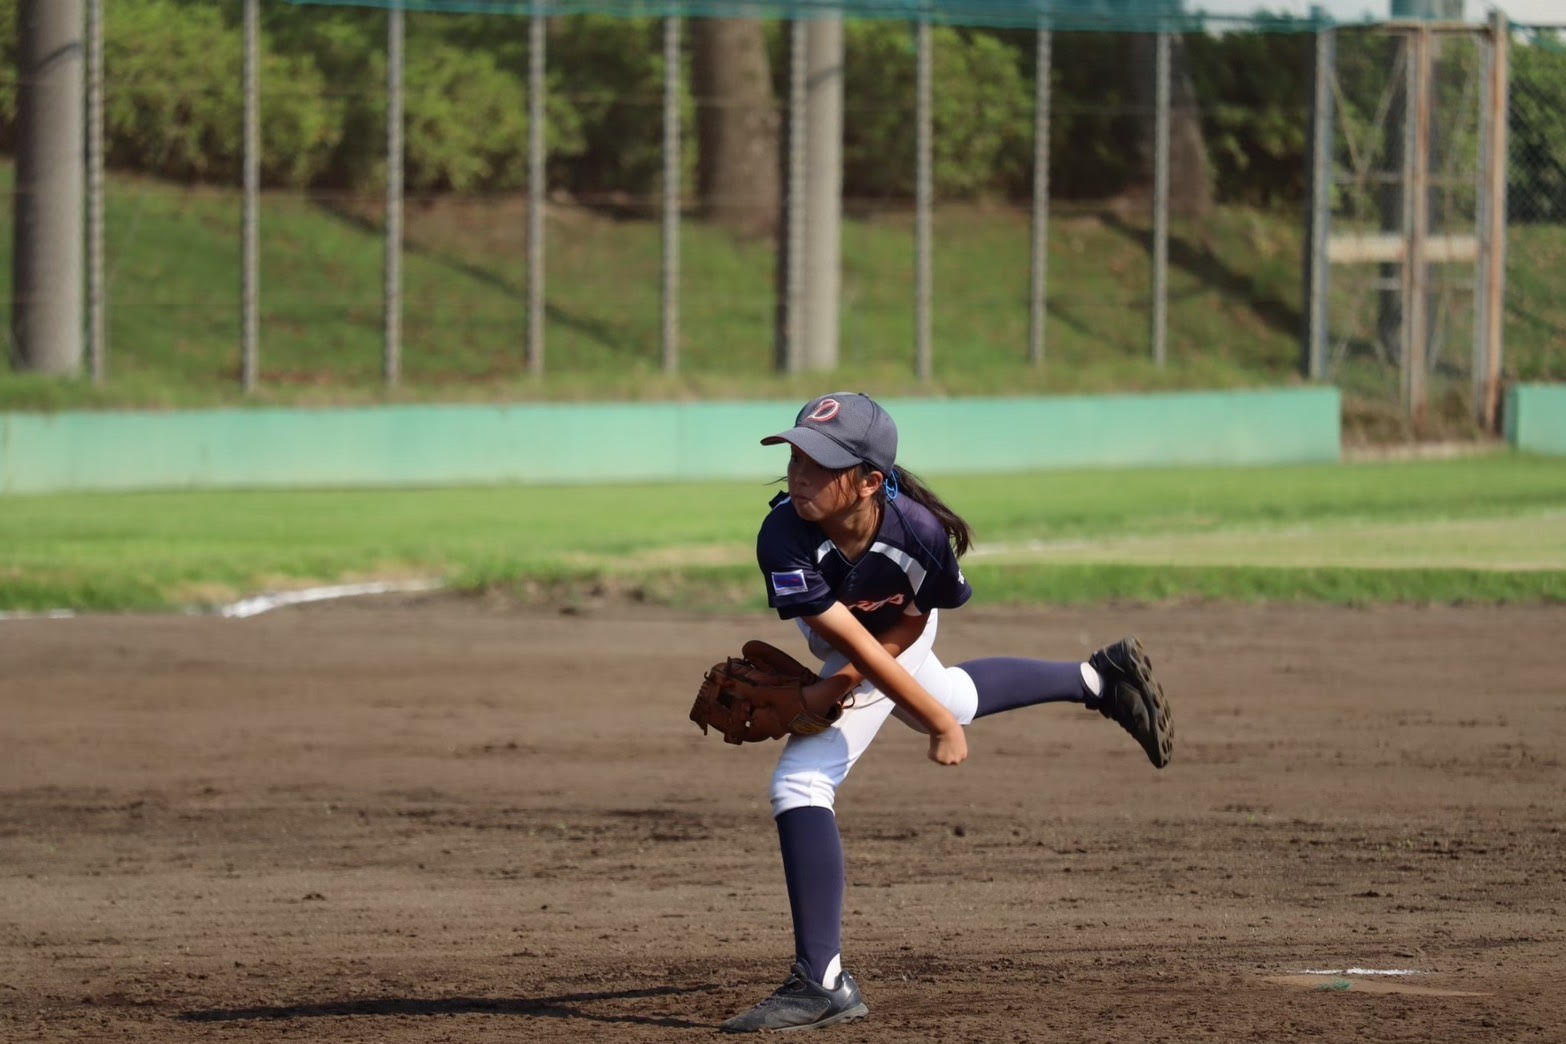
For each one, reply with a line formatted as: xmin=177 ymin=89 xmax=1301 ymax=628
xmin=1304 ymin=11 xmax=1509 ymax=430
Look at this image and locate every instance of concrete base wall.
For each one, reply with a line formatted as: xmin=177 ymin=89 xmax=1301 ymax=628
xmin=1 ymin=387 xmax=1342 ymax=494
xmin=1506 ymin=384 xmax=1566 ymax=455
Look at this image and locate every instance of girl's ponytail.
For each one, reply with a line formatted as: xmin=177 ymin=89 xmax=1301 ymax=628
xmin=886 ymin=465 xmax=973 ymax=557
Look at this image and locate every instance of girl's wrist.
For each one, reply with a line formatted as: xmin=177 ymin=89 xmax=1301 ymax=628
xmin=928 ymin=710 xmax=960 ymax=735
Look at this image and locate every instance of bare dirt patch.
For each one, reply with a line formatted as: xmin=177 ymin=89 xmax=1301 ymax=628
xmin=2 ymin=599 xmax=1562 ymax=1041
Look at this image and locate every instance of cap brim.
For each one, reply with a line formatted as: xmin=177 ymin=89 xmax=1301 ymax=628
xmin=760 ymin=427 xmax=862 ymax=470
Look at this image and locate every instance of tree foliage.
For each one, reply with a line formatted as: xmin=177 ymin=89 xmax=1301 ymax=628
xmin=838 ymin=22 xmax=1030 ymax=200
xmin=1184 ymin=28 xmax=1311 ymax=207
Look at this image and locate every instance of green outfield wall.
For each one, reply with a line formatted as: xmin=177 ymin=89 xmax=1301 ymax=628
xmin=0 ymin=387 xmax=1340 ymax=494
xmin=1506 ymin=384 xmax=1566 ymax=455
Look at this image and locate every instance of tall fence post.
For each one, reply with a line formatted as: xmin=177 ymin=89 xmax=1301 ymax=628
xmin=803 ymin=17 xmax=843 ymax=371
xmin=661 ymin=16 xmax=680 ymax=375
xmin=1475 ymin=10 xmax=1509 ymax=432
xmin=1151 ymin=30 xmax=1171 ymax=369
xmin=12 ymin=0 xmax=85 ymax=375
xmin=779 ymin=19 xmax=807 ymax=374
xmin=384 ymin=7 xmax=403 ymax=388
xmin=87 ymin=0 xmax=105 ymax=384
xmin=915 ymin=19 xmax=932 ymax=382
xmin=526 ymin=9 xmax=547 ymax=376
xmin=1029 ymin=26 xmax=1052 ymax=369
xmin=1303 ymin=10 xmax=1334 ymax=381
xmin=243 ymin=0 xmax=261 ymax=392
xmin=1401 ymin=25 xmax=1431 ymax=425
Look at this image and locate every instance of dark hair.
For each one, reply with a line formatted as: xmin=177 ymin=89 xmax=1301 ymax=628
xmin=861 ymin=463 xmax=973 ymax=558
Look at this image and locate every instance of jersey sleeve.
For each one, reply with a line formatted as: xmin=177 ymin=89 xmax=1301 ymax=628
xmin=756 ymin=506 xmax=837 ymax=620
xmin=912 ymin=537 xmax=972 ymax=613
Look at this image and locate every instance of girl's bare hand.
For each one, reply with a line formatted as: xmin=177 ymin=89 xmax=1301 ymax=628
xmin=928 ymin=724 xmax=968 ymax=765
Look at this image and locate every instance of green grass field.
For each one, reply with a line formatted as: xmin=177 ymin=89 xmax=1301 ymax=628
xmin=4 ymin=455 xmax=1563 ymax=613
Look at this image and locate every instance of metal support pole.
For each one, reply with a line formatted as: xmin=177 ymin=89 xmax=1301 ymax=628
xmin=242 ymin=0 xmax=260 ymax=392
xmin=1402 ymin=27 xmax=1431 ymax=424
xmin=661 ymin=17 xmax=680 ymax=375
xmin=87 ymin=0 xmax=105 ymax=383
xmin=802 ymin=17 xmax=843 ymax=371
xmin=12 ymin=0 xmax=85 ymax=375
xmin=780 ymin=20 xmax=807 ymax=373
xmin=1303 ymin=13 xmax=1334 ymax=381
xmin=526 ymin=11 xmax=546 ymax=376
xmin=1151 ymin=31 xmax=1171 ymax=369
xmin=1475 ymin=17 xmax=1493 ymax=425
xmin=1029 ymin=27 xmax=1052 ymax=369
xmin=1475 ymin=11 xmax=1509 ymax=432
xmin=384 ymin=7 xmax=403 ymax=387
xmin=1398 ymin=31 xmax=1417 ymax=410
xmin=915 ymin=20 xmax=932 ymax=382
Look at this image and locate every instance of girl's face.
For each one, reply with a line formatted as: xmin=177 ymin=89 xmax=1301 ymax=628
xmin=786 ymin=446 xmax=876 ymax=523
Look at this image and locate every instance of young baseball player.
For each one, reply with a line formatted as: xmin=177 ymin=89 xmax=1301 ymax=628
xmin=718 ymin=391 xmax=1173 ymax=1034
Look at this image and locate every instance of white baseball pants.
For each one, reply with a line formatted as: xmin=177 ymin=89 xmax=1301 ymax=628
xmin=770 ymin=608 xmax=978 ymax=817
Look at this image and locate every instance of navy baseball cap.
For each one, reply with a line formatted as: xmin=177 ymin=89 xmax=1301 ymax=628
xmin=761 ymin=392 xmax=898 ymax=476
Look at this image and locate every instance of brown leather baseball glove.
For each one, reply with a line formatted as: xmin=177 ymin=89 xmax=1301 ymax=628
xmin=689 ymin=640 xmax=854 ymax=744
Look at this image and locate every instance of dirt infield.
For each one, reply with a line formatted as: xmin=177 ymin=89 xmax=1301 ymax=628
xmin=3 ymin=598 xmax=1563 ymax=1042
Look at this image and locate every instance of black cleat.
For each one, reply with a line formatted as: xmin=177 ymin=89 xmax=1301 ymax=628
xmin=719 ymin=962 xmax=869 ymax=1033
xmin=1087 ymin=636 xmax=1174 ymax=768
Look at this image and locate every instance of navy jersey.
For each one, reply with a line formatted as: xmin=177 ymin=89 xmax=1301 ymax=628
xmin=756 ymin=494 xmax=972 ymax=636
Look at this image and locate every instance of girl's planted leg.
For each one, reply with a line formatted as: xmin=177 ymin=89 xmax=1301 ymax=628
xmin=776 ymin=805 xmax=845 ymax=988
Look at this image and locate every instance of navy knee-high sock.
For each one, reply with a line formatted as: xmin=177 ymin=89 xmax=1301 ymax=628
xmin=961 ymin=657 xmax=1092 ymax=719
xmin=775 ymin=806 xmax=844 ymax=987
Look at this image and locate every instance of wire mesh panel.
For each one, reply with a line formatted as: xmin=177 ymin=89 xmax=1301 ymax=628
xmin=1505 ymin=25 xmax=1566 ymax=387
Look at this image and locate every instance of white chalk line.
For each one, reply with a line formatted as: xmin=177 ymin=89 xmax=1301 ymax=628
xmin=1297 ymin=968 xmax=1420 ymax=977
xmin=218 ymin=579 xmax=445 ymax=618
xmin=0 ymin=579 xmax=444 ymax=623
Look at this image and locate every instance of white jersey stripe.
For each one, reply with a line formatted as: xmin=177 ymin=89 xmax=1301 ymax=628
xmin=814 ymin=539 xmax=835 ymax=564
xmin=868 ymin=541 xmax=927 ymax=594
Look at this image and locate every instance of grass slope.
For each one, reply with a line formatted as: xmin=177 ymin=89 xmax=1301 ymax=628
xmin=5 ymin=169 xmax=1557 ymax=438
xmin=0 ymin=165 xmax=1311 ymax=408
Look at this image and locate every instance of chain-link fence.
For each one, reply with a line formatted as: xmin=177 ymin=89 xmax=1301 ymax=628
xmin=1 ymin=1 xmax=1550 ymax=429
xmin=1505 ymin=24 xmax=1566 ymax=392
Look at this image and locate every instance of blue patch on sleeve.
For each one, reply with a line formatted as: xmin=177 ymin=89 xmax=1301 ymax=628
xmin=770 ymin=570 xmax=808 ymax=596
